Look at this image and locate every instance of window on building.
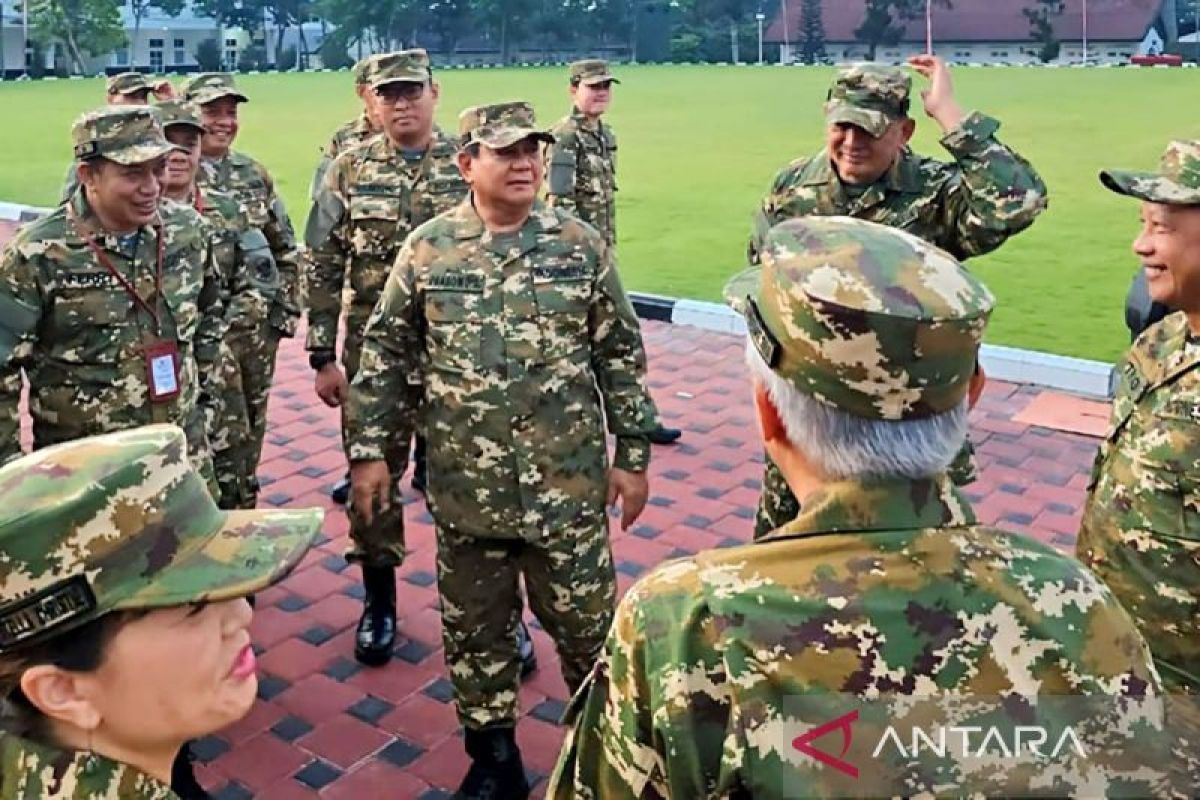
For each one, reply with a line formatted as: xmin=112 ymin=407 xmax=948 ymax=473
xmin=114 ymin=48 xmax=129 ymax=66
xmin=149 ymin=38 xmax=163 ymax=47
xmin=174 ymin=38 xmax=186 ymax=64
xmin=150 ymin=50 xmax=164 ymax=70
xmin=225 ymin=48 xmax=238 ymax=68
xmin=225 ymin=38 xmax=237 ymax=47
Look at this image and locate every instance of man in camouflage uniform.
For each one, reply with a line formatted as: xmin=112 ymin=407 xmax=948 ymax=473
xmin=182 ymin=72 xmax=303 ymax=506
xmin=61 ymin=72 xmax=176 ymax=202
xmin=159 ymin=99 xmax=280 ymax=511
xmin=0 ymin=425 xmax=322 ymax=800
xmin=347 ymin=102 xmax=657 ymax=799
xmin=305 ymin=49 xmax=467 ymax=667
xmin=545 ymin=59 xmax=681 ymax=446
xmin=0 ymin=106 xmax=226 ymax=799
xmin=309 ymin=53 xmax=385 ymax=202
xmin=1078 ymin=141 xmax=1200 ymax=696
xmin=548 ymin=217 xmax=1167 ymax=799
xmin=749 ymin=55 xmax=1048 ymax=538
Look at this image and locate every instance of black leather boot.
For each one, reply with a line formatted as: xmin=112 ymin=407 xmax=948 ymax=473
xmin=354 ymin=565 xmax=396 ymax=666
xmin=516 ymin=620 xmax=537 ymax=679
xmin=454 ymin=724 xmax=530 ymax=800
xmin=330 ymin=473 xmax=351 ymax=504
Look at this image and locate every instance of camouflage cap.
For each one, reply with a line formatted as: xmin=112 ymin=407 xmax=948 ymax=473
xmin=181 ymin=72 xmax=249 ymax=106
xmin=71 ymin=105 xmax=175 ymax=165
xmin=106 ymin=71 xmax=155 ymax=97
xmin=1101 ymin=140 xmax=1200 ymax=205
xmin=368 ymin=49 xmax=432 ymax=89
xmin=458 ymin=101 xmax=554 ymax=149
xmin=352 ymin=54 xmax=382 ymax=85
xmin=570 ymin=59 xmax=619 ymax=86
xmin=725 ymin=217 xmax=994 ymax=421
xmin=155 ymin=99 xmax=205 ymax=133
xmin=824 ymin=64 xmax=912 ymax=138
xmin=0 ymin=426 xmax=322 ymax=653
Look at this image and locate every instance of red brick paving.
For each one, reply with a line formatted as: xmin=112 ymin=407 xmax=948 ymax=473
xmin=0 ymin=219 xmax=1115 ymax=799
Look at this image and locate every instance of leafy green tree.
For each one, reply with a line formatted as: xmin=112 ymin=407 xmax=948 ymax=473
xmin=1022 ymin=0 xmax=1063 ymax=63
xmin=29 ymin=0 xmax=125 ymax=74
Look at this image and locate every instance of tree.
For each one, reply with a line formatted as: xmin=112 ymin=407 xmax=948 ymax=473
xmin=129 ymin=0 xmax=185 ymax=71
xmin=29 ymin=0 xmax=125 ymax=74
xmin=1022 ymin=0 xmax=1063 ymax=63
xmin=799 ymin=0 xmax=824 ymax=63
xmin=195 ymin=36 xmax=223 ymax=69
xmin=854 ymin=0 xmax=949 ymax=60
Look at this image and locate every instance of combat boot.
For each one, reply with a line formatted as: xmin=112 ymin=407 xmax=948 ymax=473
xmin=354 ymin=565 xmax=396 ymax=666
xmin=454 ymin=724 xmax=530 ymax=800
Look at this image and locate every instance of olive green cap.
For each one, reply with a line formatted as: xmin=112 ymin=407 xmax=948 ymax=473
xmin=458 ymin=101 xmax=554 ymax=149
xmin=181 ymin=72 xmax=249 ymax=106
xmin=156 ymin=99 xmax=205 ymax=134
xmin=824 ymin=64 xmax=912 ymax=138
xmin=725 ymin=217 xmax=994 ymax=421
xmin=0 ymin=426 xmax=323 ymax=653
xmin=1101 ymin=140 xmax=1200 ymax=206
xmin=570 ymin=59 xmax=619 ymax=86
xmin=368 ymin=49 xmax=432 ymax=89
xmin=71 ymin=105 xmax=175 ymax=164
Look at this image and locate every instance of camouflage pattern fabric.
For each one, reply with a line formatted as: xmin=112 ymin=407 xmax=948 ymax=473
xmin=0 ymin=190 xmax=224 ymax=490
xmin=198 ymin=151 xmax=300 ymax=484
xmin=346 ymin=198 xmax=657 ymax=540
xmin=189 ymin=187 xmax=281 ymax=509
xmin=748 ymin=110 xmax=1048 ymax=536
xmin=1077 ymin=312 xmax=1200 ymax=694
xmin=71 ymin=106 xmax=175 ymax=165
xmin=1100 ymin=139 xmax=1200 ymax=205
xmin=545 ymin=108 xmax=618 ymax=246
xmin=310 ymin=111 xmax=381 ymax=200
xmin=824 ymin=63 xmax=912 ymax=138
xmin=437 ymin=513 xmax=615 ymax=728
xmin=568 ymin=59 xmax=619 ymax=86
xmin=179 ymin=72 xmax=248 ymax=107
xmin=458 ymin=101 xmax=554 ymax=150
xmin=106 ymin=71 xmax=156 ymax=97
xmin=0 ymin=733 xmax=177 ymax=799
xmin=546 ymin=477 xmax=1166 ymax=799
xmin=306 ymin=127 xmax=467 ymax=564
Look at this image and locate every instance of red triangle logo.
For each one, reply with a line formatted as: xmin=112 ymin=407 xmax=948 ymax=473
xmin=791 ymin=709 xmax=859 ymax=778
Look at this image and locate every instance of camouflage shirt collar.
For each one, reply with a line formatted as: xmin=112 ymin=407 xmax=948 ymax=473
xmin=451 ymin=196 xmax=562 ymax=241
xmin=570 ymin=106 xmax=603 ymax=131
xmin=1130 ymin=312 xmax=1200 ymax=393
xmin=373 ymin=126 xmax=457 ymax=161
xmin=65 ymin=188 xmax=155 ymax=250
xmin=759 ymin=475 xmax=976 ymax=543
xmin=0 ymin=733 xmax=177 ymax=799
xmin=806 ymin=147 xmax=925 ymax=193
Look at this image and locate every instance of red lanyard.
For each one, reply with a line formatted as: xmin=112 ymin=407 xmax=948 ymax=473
xmin=68 ymin=206 xmax=166 ymax=335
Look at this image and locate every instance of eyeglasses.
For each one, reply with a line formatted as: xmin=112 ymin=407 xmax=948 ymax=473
xmin=376 ymin=83 xmax=426 ymax=104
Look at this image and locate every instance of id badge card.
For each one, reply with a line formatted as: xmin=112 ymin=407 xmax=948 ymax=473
xmin=144 ymin=339 xmax=181 ymax=402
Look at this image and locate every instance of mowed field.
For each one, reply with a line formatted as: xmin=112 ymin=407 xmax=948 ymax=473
xmin=0 ymin=65 xmax=1195 ymax=362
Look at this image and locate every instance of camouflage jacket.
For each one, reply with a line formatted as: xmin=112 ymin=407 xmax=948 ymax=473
xmin=545 ymin=109 xmax=618 ymax=245
xmin=549 ymin=476 xmax=1164 ymax=799
xmin=182 ymin=187 xmax=280 ymax=332
xmin=305 ymin=128 xmax=467 ymax=354
xmin=0 ymin=733 xmax=177 ymax=799
xmin=751 ymin=112 xmax=1048 ymax=262
xmin=1077 ymin=312 xmax=1200 ymax=694
xmin=309 ymin=112 xmax=381 ymax=201
xmin=346 ymin=199 xmax=657 ymax=540
xmin=0 ymin=190 xmax=223 ymax=464
xmin=198 ymin=151 xmax=301 ymax=336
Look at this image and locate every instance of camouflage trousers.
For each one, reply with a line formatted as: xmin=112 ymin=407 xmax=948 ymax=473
xmin=342 ymin=318 xmax=407 ymax=568
xmin=436 ymin=514 xmax=616 ymax=729
xmin=753 ymin=439 xmax=978 ymax=538
xmin=206 ymin=343 xmax=256 ymax=510
xmin=225 ymin=320 xmax=282 ymax=508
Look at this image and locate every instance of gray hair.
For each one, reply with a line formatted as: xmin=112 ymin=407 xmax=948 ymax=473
xmin=744 ymin=341 xmax=968 ymax=481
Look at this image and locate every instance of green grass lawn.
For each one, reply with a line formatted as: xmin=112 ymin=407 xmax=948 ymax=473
xmin=0 ymin=65 xmax=1195 ymax=363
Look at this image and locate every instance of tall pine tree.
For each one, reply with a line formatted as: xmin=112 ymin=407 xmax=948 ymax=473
xmin=799 ymin=0 xmax=825 ymax=64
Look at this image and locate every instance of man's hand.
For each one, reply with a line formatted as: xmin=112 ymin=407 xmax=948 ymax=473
xmin=351 ymin=460 xmax=391 ymax=526
xmin=152 ymin=80 xmax=175 ymax=101
xmin=314 ymin=363 xmax=349 ymax=408
xmin=607 ymin=468 xmax=649 ymax=531
xmin=907 ymin=55 xmax=964 ymax=133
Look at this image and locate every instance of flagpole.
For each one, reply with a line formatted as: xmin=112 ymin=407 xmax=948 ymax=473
xmin=1081 ymin=0 xmax=1088 ymax=65
xmin=925 ymin=0 xmax=933 ymax=55
xmin=781 ymin=0 xmax=790 ymax=63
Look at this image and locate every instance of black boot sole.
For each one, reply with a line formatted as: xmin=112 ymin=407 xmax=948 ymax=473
xmin=354 ymin=643 xmax=393 ymax=667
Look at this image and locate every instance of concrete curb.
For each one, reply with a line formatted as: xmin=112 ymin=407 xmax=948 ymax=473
xmin=0 ymin=200 xmax=1114 ymax=399
xmin=631 ymin=293 xmax=1115 ymax=400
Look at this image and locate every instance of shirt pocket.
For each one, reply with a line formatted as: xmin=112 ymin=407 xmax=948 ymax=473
xmin=532 ymin=260 xmax=591 ymax=362
xmin=49 ymin=277 xmax=132 ymax=364
xmin=424 ymin=286 xmax=483 ymax=374
xmin=1137 ymin=399 xmax=1200 ymax=541
xmin=414 ymin=177 xmax=466 ymax=223
xmin=348 ymin=192 xmax=403 ymax=261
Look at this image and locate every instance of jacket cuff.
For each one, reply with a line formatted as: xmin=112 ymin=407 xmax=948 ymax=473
xmin=613 ymin=435 xmax=650 ymax=472
xmin=940 ymin=111 xmax=1000 ymax=156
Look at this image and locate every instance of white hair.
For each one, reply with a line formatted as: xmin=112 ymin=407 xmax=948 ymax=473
xmin=745 ymin=341 xmax=968 ymax=481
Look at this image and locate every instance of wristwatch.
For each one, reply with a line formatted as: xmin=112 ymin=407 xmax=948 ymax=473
xmin=309 ymin=351 xmax=337 ymax=371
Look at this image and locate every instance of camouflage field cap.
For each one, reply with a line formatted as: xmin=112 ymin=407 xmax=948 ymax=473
xmin=71 ymin=105 xmax=175 ymax=164
xmin=181 ymin=72 xmax=249 ymax=106
xmin=1100 ymin=140 xmax=1200 ymax=205
xmin=570 ymin=59 xmax=619 ymax=86
xmin=458 ymin=101 xmax=554 ymax=149
xmin=106 ymin=71 xmax=155 ymax=97
xmin=156 ymin=99 xmax=205 ymax=133
xmin=824 ymin=64 xmax=912 ymax=138
xmin=0 ymin=426 xmax=322 ymax=653
xmin=724 ymin=217 xmax=994 ymax=421
xmin=352 ymin=54 xmax=382 ymax=85
xmin=368 ymin=49 xmax=432 ymax=89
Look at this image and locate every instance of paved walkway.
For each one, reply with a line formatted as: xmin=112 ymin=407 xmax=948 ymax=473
xmin=0 ymin=218 xmax=1115 ymax=798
